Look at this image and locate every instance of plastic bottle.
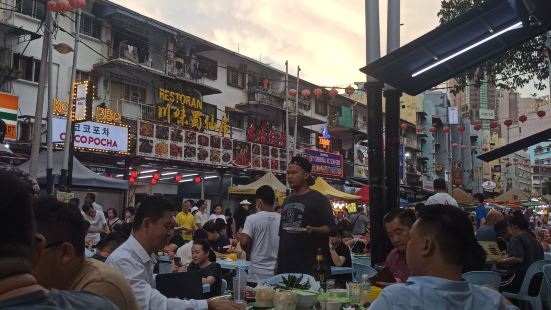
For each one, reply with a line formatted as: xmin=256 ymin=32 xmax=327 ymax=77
xmin=360 ymin=274 xmax=371 ymax=305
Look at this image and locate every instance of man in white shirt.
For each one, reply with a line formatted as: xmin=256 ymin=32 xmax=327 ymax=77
xmin=195 ymin=199 xmax=209 ymax=229
xmin=424 ymin=179 xmax=459 ymax=207
xmin=240 ymin=185 xmax=281 ymax=286
xmin=85 ymin=192 xmax=104 ymax=213
xmin=106 ymin=196 xmax=243 ymax=310
xmin=82 ymin=204 xmax=108 ymax=246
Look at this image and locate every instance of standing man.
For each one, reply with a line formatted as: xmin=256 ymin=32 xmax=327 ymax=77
xmin=240 ymin=186 xmax=281 ymax=286
xmin=234 ymin=199 xmax=252 ymax=233
xmin=424 ymin=179 xmax=458 ymax=207
xmin=176 ymin=199 xmax=195 ymax=243
xmin=85 ymin=193 xmax=104 ymax=213
xmin=106 ymin=196 xmax=243 ymax=310
xmin=473 ymin=193 xmax=488 ymax=229
xmin=195 ymin=200 xmax=209 ymax=229
xmin=277 ymin=156 xmax=335 ymax=275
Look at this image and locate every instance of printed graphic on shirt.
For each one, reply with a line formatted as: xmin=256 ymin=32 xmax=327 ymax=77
xmin=281 ymin=202 xmax=305 ymax=229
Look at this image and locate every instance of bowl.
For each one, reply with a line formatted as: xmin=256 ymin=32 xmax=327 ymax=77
xmin=327 ymin=288 xmax=348 ymax=298
xmin=326 ymin=300 xmax=342 ymax=310
xmin=293 ymin=290 xmax=317 ymax=309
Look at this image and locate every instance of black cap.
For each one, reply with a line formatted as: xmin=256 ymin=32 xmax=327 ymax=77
xmin=289 ymin=156 xmax=315 ymax=186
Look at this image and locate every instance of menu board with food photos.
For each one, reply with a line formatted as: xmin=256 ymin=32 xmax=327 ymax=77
xmin=137 ymin=121 xmax=285 ymax=173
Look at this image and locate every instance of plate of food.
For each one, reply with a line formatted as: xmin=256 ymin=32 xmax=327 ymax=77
xmin=210 ymin=136 xmax=221 ymax=149
xmin=210 ymin=150 xmax=220 ymax=163
xmin=154 ymin=142 xmax=169 ymax=156
xmin=170 ymin=143 xmax=182 ymax=158
xmin=197 ymin=149 xmax=209 ymax=161
xmin=138 ymin=139 xmax=153 ymax=154
xmin=155 ymin=125 xmax=169 ymax=140
xmin=198 ymin=135 xmax=209 ymax=147
xmin=139 ymin=121 xmax=154 ymax=137
xmin=185 ymin=131 xmax=196 ymax=144
xmin=170 ymin=128 xmax=183 ymax=142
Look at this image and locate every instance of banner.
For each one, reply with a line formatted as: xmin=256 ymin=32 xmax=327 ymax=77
xmin=303 ymin=148 xmax=343 ymax=178
xmin=52 ymin=116 xmax=128 ymax=153
xmin=0 ymin=93 xmax=18 ymax=140
xmin=137 ymin=120 xmax=286 ymax=173
xmin=354 ymin=143 xmax=368 ymax=178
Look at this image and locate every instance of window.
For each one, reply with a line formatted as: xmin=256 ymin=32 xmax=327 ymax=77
xmin=328 ymin=104 xmax=341 ymax=117
xmin=12 ymin=53 xmax=41 ymax=82
xmin=203 ymin=102 xmax=217 ymax=121
xmin=227 ymin=66 xmax=245 ymax=89
xmin=124 ymin=84 xmax=146 ymax=105
xmin=196 ymin=56 xmax=217 ymax=80
xmin=79 ymin=12 xmax=102 ymax=39
xmin=16 ymin=0 xmax=45 ymax=20
xmin=228 ymin=111 xmax=244 ymax=129
xmin=315 ymin=98 xmax=328 ymax=116
xmin=75 ymin=70 xmax=90 ymax=82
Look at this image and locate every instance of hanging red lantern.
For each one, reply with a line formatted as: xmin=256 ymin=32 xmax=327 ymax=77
xmin=457 ymin=125 xmax=465 ymax=133
xmin=429 ymin=127 xmax=437 ymax=133
xmin=471 ymin=146 xmax=477 ymax=151
xmin=452 ymin=143 xmax=458 ymax=149
xmin=57 ymin=0 xmax=71 ymax=11
xmin=489 ymin=122 xmax=498 ymax=129
xmin=47 ymin=0 xmax=57 ymax=11
xmin=153 ymin=172 xmax=161 ymax=180
xmin=78 ymin=0 xmax=87 ymax=8
xmin=151 ymin=178 xmax=158 ymax=185
xmin=130 ymin=170 xmax=138 ymax=179
xmin=400 ymin=123 xmax=408 ymax=130
xmin=69 ymin=0 xmax=79 ymax=9
xmin=313 ymin=88 xmax=323 ymax=98
xmin=416 ymin=125 xmax=423 ymax=132
xmin=537 ymin=110 xmax=546 ymax=118
xmin=345 ymin=86 xmax=355 ymax=95
xmin=473 ymin=124 xmax=481 ymax=131
xmin=461 ymin=144 xmax=467 ymax=150
xmin=129 ymin=177 xmax=135 ymax=184
xmin=301 ymin=89 xmax=311 ymax=97
xmin=504 ymin=119 xmax=513 ymax=127
xmin=194 ymin=177 xmax=202 ymax=184
xmin=442 ymin=126 xmax=450 ymax=133
xmin=329 ymin=88 xmax=338 ymax=97
xmin=288 ymin=89 xmax=297 ymax=97
xmin=175 ymin=174 xmax=182 ymax=182
xmin=519 ymin=115 xmax=527 ymax=123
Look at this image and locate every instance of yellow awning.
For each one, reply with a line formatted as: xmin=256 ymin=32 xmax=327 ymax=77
xmin=452 ymin=187 xmax=473 ymax=205
xmin=493 ymin=188 xmax=529 ymax=204
xmin=228 ymin=171 xmax=286 ymax=195
xmin=309 ymin=177 xmax=361 ymax=201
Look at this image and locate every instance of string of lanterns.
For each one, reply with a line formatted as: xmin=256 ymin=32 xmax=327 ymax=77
xmin=287 ymin=85 xmax=356 ymax=98
xmin=47 ymin=0 xmax=90 ymax=12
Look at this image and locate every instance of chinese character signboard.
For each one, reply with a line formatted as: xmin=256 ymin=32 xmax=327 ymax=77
xmin=246 ymin=120 xmax=286 ymax=148
xmin=137 ymin=120 xmax=285 ymax=173
xmin=354 ymin=143 xmax=368 ymax=178
xmin=303 ymin=149 xmax=343 ymax=178
xmin=157 ymin=88 xmax=230 ymax=136
xmin=0 ymin=93 xmax=18 ymax=140
xmin=52 ymin=116 xmax=128 ymax=153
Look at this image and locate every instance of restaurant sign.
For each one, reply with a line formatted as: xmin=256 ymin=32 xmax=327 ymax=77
xmin=353 ymin=143 xmax=368 ymax=178
xmin=0 ymin=93 xmax=18 ymax=140
xmin=157 ymin=88 xmax=230 ymax=136
xmin=52 ymin=116 xmax=129 ymax=153
xmin=137 ymin=120 xmax=286 ymax=173
xmin=303 ymin=148 xmax=343 ymax=178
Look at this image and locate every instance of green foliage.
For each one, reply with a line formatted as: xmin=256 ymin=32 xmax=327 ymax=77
xmin=275 ymin=274 xmax=312 ymax=290
xmin=438 ymin=0 xmax=549 ymax=94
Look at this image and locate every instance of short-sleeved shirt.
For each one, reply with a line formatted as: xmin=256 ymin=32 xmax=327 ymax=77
xmin=194 ymin=210 xmax=209 ymax=227
xmin=277 ymin=190 xmax=336 ymax=275
xmin=187 ymin=262 xmax=222 ymax=298
xmin=507 ymin=231 xmax=544 ymax=274
xmin=384 ymin=248 xmax=410 ymax=283
xmin=475 ymin=205 xmax=488 ymax=229
xmin=476 ymin=225 xmax=497 ymax=242
xmin=211 ymin=234 xmax=230 ymax=253
xmin=425 ymin=193 xmax=459 ymax=207
xmin=0 ymin=289 xmax=118 ymax=309
xmin=175 ymin=212 xmax=195 ymax=241
xmin=330 ymin=242 xmax=352 ymax=285
xmin=349 ymin=213 xmax=369 ymax=235
xmin=242 ymin=211 xmax=281 ymax=283
xmin=208 ymin=214 xmax=227 ymax=223
xmin=83 ymin=211 xmax=107 ymax=245
xmin=69 ymin=258 xmax=138 ymax=309
xmin=369 ymin=276 xmax=518 ymax=310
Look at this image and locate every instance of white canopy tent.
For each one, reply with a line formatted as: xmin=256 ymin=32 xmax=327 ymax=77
xmin=18 ymin=151 xmax=128 ymax=190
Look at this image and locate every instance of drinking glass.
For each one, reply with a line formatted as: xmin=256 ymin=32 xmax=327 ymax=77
xmin=347 ymin=282 xmax=360 ymax=305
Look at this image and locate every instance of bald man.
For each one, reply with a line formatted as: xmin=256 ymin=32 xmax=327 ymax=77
xmin=476 ymin=210 xmax=504 ymax=242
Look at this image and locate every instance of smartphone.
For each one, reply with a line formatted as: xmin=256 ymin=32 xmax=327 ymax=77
xmin=173 ymin=257 xmax=182 ymax=267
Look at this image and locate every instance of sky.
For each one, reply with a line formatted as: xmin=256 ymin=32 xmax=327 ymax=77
xmin=111 ymin=0 xmax=547 ymax=97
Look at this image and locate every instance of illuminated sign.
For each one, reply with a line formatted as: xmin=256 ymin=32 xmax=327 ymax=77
xmin=72 ymin=81 xmax=90 ymax=121
xmin=318 ymin=126 xmax=331 ymax=149
xmin=95 ymin=106 xmax=121 ymax=124
xmin=157 ymin=88 xmax=229 ymax=136
xmin=53 ymin=98 xmax=69 ymax=115
xmin=304 ymin=148 xmax=343 ymax=177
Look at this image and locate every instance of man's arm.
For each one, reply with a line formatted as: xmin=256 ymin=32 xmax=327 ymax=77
xmin=329 ymin=246 xmax=346 ymax=267
xmin=239 ymin=233 xmax=252 ymax=254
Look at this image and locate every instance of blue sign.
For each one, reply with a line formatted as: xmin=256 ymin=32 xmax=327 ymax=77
xmin=303 ymin=149 xmax=343 ymax=177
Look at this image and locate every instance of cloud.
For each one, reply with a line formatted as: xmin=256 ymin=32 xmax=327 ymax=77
xmin=110 ymin=0 xmax=442 ymax=87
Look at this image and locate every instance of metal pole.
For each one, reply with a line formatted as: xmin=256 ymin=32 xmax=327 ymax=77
xmin=293 ymin=66 xmax=300 ymax=156
xmin=284 ymin=61 xmax=290 ymax=191
xmin=61 ymin=9 xmax=81 ymax=188
xmin=384 ymin=0 xmax=401 ymax=213
xmin=29 ymin=10 xmax=51 ymax=177
xmin=365 ymin=0 xmax=387 ymax=266
xmin=46 ymin=11 xmax=54 ymax=194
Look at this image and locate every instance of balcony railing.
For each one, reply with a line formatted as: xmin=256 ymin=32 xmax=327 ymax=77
xmin=247 ymin=88 xmax=285 ymax=109
xmin=113 ymin=99 xmax=155 ymax=121
xmin=115 ymin=42 xmax=164 ymax=72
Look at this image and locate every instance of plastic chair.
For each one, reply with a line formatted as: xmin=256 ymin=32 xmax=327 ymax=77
xmin=462 ymin=271 xmax=501 ymax=288
xmin=352 ymin=262 xmax=377 ymax=282
xmin=544 ymin=252 xmax=551 ymax=261
xmin=543 ymin=265 xmax=551 ymax=310
xmin=502 ymin=260 xmax=551 ymax=310
xmin=221 ymin=279 xmax=227 ymax=294
xmin=267 ymin=273 xmax=320 ymax=291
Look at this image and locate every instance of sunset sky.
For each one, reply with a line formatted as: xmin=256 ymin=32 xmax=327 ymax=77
xmin=111 ymin=0 xmax=546 ymax=97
